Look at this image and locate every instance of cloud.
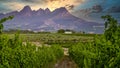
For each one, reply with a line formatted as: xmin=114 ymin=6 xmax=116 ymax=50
xmin=92 ymin=5 xmax=103 ymax=12
xmin=0 ymin=0 xmax=44 ymax=12
xmin=4 ymin=0 xmax=120 ymax=13
xmin=20 ymin=0 xmax=42 ymax=3
xmin=20 ymin=0 xmax=85 ymax=11
xmin=0 ymin=0 xmax=86 ymax=13
xmin=106 ymin=6 xmax=120 ymax=13
xmin=66 ymin=5 xmax=75 ymax=10
xmin=0 ymin=0 xmax=9 ymax=2
xmin=2 ymin=2 xmax=25 ymax=11
xmin=0 ymin=6 xmax=11 ymax=13
xmin=44 ymin=0 xmax=85 ymax=11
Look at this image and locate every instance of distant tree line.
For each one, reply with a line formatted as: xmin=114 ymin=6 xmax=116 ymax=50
xmin=57 ymin=29 xmax=85 ymax=34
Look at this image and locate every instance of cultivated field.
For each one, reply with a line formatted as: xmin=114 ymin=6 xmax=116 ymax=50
xmin=5 ymin=33 xmax=94 ymax=47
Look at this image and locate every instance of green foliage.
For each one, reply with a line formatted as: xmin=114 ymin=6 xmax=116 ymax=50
xmin=57 ymin=29 xmax=65 ymax=33
xmin=13 ymin=33 xmax=92 ymax=47
xmin=69 ymin=42 xmax=98 ymax=68
xmin=101 ymin=15 xmax=119 ymax=44
xmin=0 ymin=33 xmax=64 ymax=68
xmin=0 ymin=16 xmax=64 ymax=68
xmin=69 ymin=15 xmax=120 ymax=68
xmin=0 ymin=16 xmax=14 ymax=34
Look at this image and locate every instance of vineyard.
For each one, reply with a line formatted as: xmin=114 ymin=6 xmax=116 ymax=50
xmin=5 ymin=33 xmax=93 ymax=48
xmin=0 ymin=34 xmax=64 ymax=68
xmin=69 ymin=15 xmax=120 ymax=68
xmin=1 ymin=15 xmax=120 ymax=68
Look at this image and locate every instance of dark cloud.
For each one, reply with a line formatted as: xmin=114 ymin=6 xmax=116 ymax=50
xmin=92 ymin=5 xmax=103 ymax=12
xmin=0 ymin=0 xmax=9 ymax=2
xmin=107 ymin=6 xmax=120 ymax=13
xmin=20 ymin=0 xmax=43 ymax=3
xmin=66 ymin=5 xmax=75 ymax=10
xmin=21 ymin=0 xmax=34 ymax=2
xmin=78 ymin=4 xmax=103 ymax=14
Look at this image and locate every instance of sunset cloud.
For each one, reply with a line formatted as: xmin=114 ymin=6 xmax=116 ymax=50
xmin=19 ymin=0 xmax=85 ymax=11
xmin=0 ymin=0 xmax=120 ymax=14
xmin=43 ymin=0 xmax=85 ymax=11
xmin=0 ymin=0 xmax=85 ymax=13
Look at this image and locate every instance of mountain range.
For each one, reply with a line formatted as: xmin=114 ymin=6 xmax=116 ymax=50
xmin=0 ymin=6 xmax=104 ymax=33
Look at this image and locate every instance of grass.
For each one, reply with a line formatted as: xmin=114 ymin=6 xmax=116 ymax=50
xmin=4 ymin=33 xmax=94 ymax=47
xmin=8 ymin=33 xmax=93 ymax=41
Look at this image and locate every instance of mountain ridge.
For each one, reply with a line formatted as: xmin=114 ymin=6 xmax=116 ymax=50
xmin=0 ymin=6 xmax=104 ymax=33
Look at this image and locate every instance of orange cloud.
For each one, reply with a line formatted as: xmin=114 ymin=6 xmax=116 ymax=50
xmin=3 ymin=0 xmax=86 ymax=13
xmin=45 ymin=0 xmax=85 ymax=11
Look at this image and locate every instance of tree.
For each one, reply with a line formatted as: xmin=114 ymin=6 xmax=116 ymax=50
xmin=57 ymin=29 xmax=65 ymax=33
xmin=0 ymin=16 xmax=14 ymax=34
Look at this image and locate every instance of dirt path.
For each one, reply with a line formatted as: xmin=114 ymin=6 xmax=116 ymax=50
xmin=55 ymin=56 xmax=77 ymax=68
xmin=55 ymin=48 xmax=77 ymax=68
xmin=23 ymin=42 xmax=77 ymax=68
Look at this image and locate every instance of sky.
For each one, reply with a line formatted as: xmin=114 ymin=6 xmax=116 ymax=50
xmin=0 ymin=0 xmax=120 ymax=23
xmin=0 ymin=0 xmax=85 ymax=13
xmin=0 ymin=0 xmax=119 ymax=13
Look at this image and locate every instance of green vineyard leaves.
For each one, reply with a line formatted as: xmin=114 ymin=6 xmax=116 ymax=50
xmin=0 ymin=16 xmax=64 ymax=68
xmin=69 ymin=15 xmax=120 ymax=68
xmin=0 ymin=16 xmax=14 ymax=34
xmin=0 ymin=34 xmax=64 ymax=68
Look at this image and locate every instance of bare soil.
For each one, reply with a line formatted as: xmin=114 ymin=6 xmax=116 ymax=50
xmin=55 ymin=56 xmax=78 ymax=68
